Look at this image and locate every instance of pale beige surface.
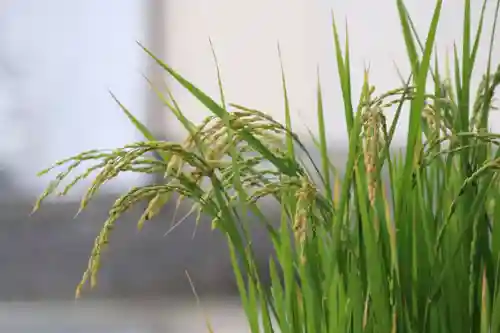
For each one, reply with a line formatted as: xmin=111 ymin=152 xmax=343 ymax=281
xmin=163 ymin=0 xmax=500 ymax=143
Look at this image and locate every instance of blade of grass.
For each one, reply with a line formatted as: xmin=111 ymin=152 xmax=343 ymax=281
xmin=278 ymin=43 xmax=295 ymax=161
xmin=396 ymin=0 xmax=443 ymax=222
xmin=316 ymin=68 xmax=333 ymax=200
xmin=331 ymin=12 xmax=354 ymax=132
xmin=109 ymin=91 xmax=170 ymax=162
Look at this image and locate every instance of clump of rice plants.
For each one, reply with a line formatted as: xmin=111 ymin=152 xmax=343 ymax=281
xmin=33 ymin=0 xmax=500 ymax=331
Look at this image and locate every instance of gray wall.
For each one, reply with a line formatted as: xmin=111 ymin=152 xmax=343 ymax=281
xmin=0 ymin=194 xmax=277 ymax=300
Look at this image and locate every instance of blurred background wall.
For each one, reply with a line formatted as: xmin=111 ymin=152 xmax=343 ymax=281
xmin=1 ymin=0 xmax=498 ymax=197
xmin=0 ymin=0 xmax=150 ymax=196
xmin=0 ymin=0 xmax=498 ymax=331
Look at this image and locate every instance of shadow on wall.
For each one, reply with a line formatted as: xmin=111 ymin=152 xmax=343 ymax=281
xmin=0 ymin=165 xmax=18 ymax=200
xmin=0 ymin=193 xmax=280 ymax=301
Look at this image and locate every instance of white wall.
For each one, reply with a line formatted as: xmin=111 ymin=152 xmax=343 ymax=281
xmin=0 ymin=0 xmax=149 ymax=196
xmin=163 ymin=0 xmax=499 ymax=144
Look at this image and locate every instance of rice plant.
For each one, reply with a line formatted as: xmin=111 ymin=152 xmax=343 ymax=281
xmin=33 ymin=0 xmax=500 ymax=331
